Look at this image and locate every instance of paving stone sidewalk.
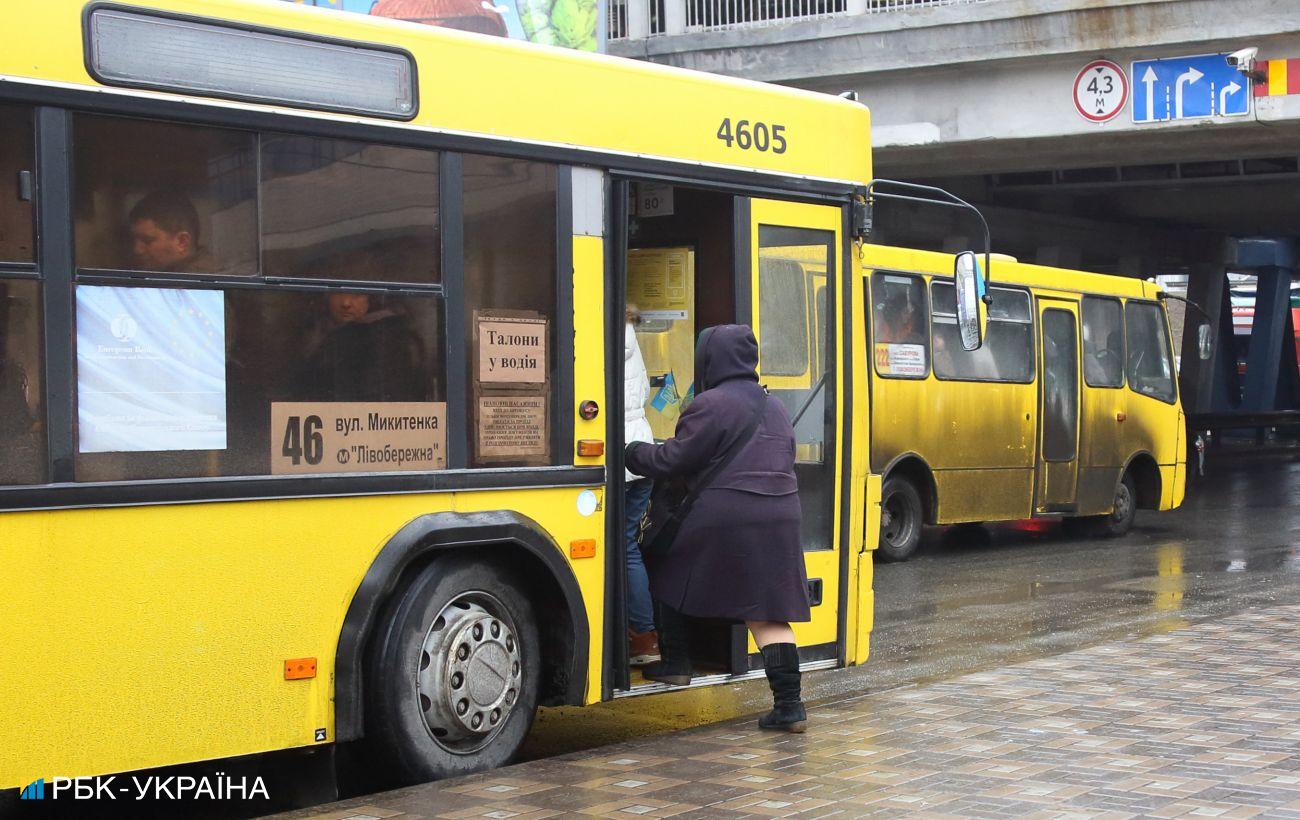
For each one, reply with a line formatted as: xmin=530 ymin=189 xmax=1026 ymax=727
xmin=283 ymin=606 xmax=1300 ymax=819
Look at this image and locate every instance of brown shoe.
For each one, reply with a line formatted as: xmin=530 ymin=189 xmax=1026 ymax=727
xmin=628 ymin=629 xmax=661 ymax=666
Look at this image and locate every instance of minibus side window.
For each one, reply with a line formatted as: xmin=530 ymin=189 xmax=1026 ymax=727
xmin=1082 ymin=296 xmax=1125 ymax=388
xmin=1125 ymin=301 xmax=1177 ymax=403
xmin=931 ymin=282 xmax=1033 ymax=383
xmin=872 ymin=272 xmax=929 ymax=379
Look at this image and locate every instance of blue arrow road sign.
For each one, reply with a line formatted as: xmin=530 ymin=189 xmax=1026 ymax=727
xmin=1131 ymin=54 xmax=1251 ymax=123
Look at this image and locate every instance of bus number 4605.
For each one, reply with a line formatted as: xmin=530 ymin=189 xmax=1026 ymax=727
xmin=716 ymin=118 xmax=787 ymax=154
xmin=282 ymin=415 xmax=324 ymax=466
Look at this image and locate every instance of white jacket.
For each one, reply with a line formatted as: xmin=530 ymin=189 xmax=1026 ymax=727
xmin=624 ymin=322 xmax=654 ymax=481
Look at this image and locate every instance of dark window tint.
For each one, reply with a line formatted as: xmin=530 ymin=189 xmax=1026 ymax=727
xmin=0 ymin=105 xmax=35 ymax=263
xmin=261 ymin=136 xmax=439 ymax=284
xmin=74 ymin=285 xmax=442 ymax=481
xmin=1125 ymin=301 xmax=1176 ymax=403
xmin=871 ymin=272 xmax=928 ymax=378
xmin=1082 ymin=297 xmax=1124 ymax=388
xmin=74 ymin=116 xmax=257 ymax=275
xmin=932 ymin=282 xmax=1034 ymax=383
xmin=0 ymin=279 xmax=45 ymax=484
xmin=463 ymin=155 xmax=557 ymax=467
xmin=1041 ymin=309 xmax=1079 ymax=462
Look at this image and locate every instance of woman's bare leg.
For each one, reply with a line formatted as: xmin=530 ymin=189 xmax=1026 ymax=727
xmin=746 ymin=619 xmax=795 ymax=648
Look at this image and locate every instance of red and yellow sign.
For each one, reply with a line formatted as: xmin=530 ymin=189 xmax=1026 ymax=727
xmin=1253 ymin=59 xmax=1300 ymax=97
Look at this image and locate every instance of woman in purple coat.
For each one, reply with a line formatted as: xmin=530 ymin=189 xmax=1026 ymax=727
xmin=626 ymin=324 xmax=811 ymax=732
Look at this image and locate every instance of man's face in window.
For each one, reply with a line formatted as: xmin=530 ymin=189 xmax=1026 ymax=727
xmin=328 ymin=292 xmax=371 ymax=324
xmin=130 ymin=218 xmax=192 ymax=271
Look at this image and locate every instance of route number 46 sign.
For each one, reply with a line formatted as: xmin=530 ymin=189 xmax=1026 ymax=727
xmin=1073 ymin=60 xmax=1128 ymax=123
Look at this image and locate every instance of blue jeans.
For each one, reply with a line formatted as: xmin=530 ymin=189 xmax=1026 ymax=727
xmin=624 ymin=479 xmax=655 ymax=633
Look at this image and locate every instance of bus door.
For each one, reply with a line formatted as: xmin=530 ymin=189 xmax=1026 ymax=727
xmin=1037 ymin=299 xmax=1082 ymax=512
xmin=747 ymin=198 xmax=844 ymax=665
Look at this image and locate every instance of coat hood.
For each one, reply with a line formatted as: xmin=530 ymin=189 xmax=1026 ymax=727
xmin=695 ymin=324 xmax=759 ymax=392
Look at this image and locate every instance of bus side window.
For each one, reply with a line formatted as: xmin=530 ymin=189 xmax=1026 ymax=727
xmin=1082 ymin=296 xmax=1125 ymax=388
xmin=872 ymin=271 xmax=929 ymax=379
xmin=0 ymin=106 xmax=44 ymax=486
xmin=931 ymin=281 xmax=1033 ymax=383
xmin=261 ymin=136 xmax=440 ymax=285
xmin=463 ymin=155 xmax=559 ymax=468
xmin=74 ymin=116 xmax=258 ymax=276
xmin=70 ymin=116 xmax=446 ymax=481
xmin=1125 ymin=301 xmax=1177 ymax=403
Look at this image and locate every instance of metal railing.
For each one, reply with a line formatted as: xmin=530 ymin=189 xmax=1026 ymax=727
xmin=609 ymin=0 xmax=996 ymax=39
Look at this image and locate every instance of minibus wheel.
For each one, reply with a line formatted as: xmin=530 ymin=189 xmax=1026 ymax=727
xmin=878 ymin=475 xmax=923 ymax=562
xmin=364 ymin=556 xmax=541 ymax=784
xmin=1091 ymin=472 xmax=1137 ymax=538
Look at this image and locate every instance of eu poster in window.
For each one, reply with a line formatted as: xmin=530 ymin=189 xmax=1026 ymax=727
xmin=76 ymin=285 xmax=227 ymax=453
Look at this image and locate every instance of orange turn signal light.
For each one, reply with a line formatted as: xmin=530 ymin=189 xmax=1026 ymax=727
xmin=285 ymin=658 xmax=317 ymax=680
xmin=576 ymin=439 xmax=605 ymax=457
xmin=570 ymin=539 xmax=598 ymax=559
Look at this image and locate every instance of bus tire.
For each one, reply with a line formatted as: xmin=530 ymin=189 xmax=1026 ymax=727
xmin=364 ymin=556 xmax=541 ymax=785
xmin=878 ymin=475 xmax=924 ymax=562
xmin=1091 ymin=472 xmax=1137 ymax=538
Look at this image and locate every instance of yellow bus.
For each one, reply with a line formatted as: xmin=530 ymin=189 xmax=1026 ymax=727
xmin=0 ymin=0 xmax=1185 ymax=795
xmin=863 ymin=246 xmax=1189 ymax=561
xmin=0 ymin=0 xmax=892 ymax=791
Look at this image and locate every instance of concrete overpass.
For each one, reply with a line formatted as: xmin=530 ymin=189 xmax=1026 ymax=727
xmin=610 ymin=0 xmax=1300 ymax=275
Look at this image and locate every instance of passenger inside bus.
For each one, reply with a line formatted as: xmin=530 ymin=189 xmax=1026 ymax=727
xmin=875 ymin=282 xmax=927 ymax=347
xmin=296 ymin=288 xmax=430 ymax=404
xmin=126 ymin=190 xmax=218 ymax=273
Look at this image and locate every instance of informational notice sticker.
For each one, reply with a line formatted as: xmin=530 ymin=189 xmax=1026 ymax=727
xmin=478 ymin=316 xmax=547 ymax=384
xmin=270 ymin=401 xmax=446 ymax=475
xmin=477 ymin=395 xmax=547 ymax=460
xmin=874 ymin=343 xmax=927 ymax=377
xmin=628 ymin=251 xmax=690 ymax=312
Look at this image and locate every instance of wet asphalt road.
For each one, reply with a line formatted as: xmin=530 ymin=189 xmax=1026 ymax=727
xmin=516 ymin=453 xmax=1300 ymax=761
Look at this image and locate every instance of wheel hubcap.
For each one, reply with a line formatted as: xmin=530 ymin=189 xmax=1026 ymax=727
xmin=416 ymin=594 xmax=522 ymax=754
xmin=1112 ymin=484 xmax=1133 ymax=523
xmin=882 ymin=495 xmax=912 ymax=546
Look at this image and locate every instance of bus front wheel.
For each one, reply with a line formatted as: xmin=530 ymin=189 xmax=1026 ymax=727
xmin=1080 ymin=472 xmax=1137 ymax=538
xmin=878 ymin=475 xmax=924 ymax=562
xmin=363 ymin=556 xmax=541 ymax=784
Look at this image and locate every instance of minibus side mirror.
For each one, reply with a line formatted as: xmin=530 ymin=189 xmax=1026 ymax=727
xmin=1197 ymin=322 xmax=1213 ymax=360
xmin=953 ymin=251 xmax=986 ymax=351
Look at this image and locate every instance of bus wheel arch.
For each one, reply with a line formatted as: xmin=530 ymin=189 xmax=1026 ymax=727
xmin=877 ymin=455 xmax=936 ymax=563
xmin=1123 ymin=452 xmax=1162 ymax=511
xmin=334 ymin=511 xmax=589 ymax=749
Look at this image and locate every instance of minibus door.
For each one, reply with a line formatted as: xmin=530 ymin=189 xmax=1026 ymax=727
xmin=746 ymin=198 xmax=844 ymax=666
xmin=1037 ymin=299 xmax=1082 ymax=512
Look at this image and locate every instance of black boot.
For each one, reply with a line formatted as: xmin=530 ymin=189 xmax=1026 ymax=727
xmin=644 ymin=602 xmax=693 ymax=686
xmin=758 ymin=642 xmax=806 ymax=733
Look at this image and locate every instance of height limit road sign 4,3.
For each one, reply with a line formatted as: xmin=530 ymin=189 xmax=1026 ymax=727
xmin=1074 ymin=60 xmax=1128 ymax=123
xmin=1132 ymin=53 xmax=1251 ymax=123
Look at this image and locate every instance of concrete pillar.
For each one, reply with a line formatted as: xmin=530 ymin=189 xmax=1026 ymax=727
xmin=664 ymin=0 xmax=686 ymax=35
xmin=627 ymin=0 xmax=649 ymax=39
xmin=845 ymin=0 xmax=868 ymax=15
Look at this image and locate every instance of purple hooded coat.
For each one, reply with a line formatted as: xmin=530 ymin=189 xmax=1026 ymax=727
xmin=625 ymin=325 xmax=811 ymax=623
